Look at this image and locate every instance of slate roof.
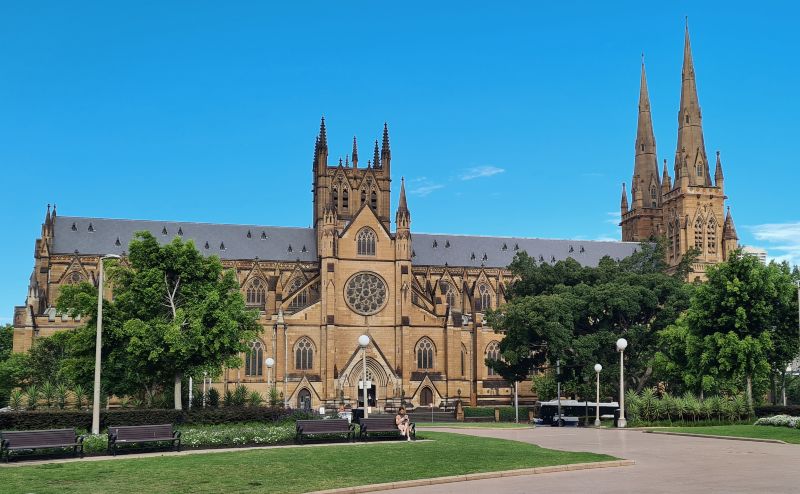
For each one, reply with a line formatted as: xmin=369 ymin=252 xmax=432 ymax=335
xmin=411 ymin=233 xmax=640 ymax=268
xmin=51 ymin=216 xmax=639 ymax=268
xmin=53 ymin=217 xmax=318 ymax=262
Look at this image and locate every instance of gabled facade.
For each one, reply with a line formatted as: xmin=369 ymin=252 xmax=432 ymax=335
xmin=620 ymin=24 xmax=738 ymax=279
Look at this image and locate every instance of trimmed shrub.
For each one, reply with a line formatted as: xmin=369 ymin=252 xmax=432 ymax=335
xmin=754 ymin=405 xmax=800 ymax=417
xmin=0 ymin=407 xmax=313 ymax=431
xmin=755 ymin=414 xmax=800 ymax=428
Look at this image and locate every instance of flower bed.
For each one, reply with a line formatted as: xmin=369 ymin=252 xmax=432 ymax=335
xmin=755 ymin=415 xmax=800 ymax=429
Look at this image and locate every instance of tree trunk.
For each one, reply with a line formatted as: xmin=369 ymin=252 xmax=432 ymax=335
xmin=635 ymin=366 xmax=653 ymax=393
xmin=174 ymin=372 xmax=183 ymax=410
xmin=746 ymin=374 xmax=753 ymax=409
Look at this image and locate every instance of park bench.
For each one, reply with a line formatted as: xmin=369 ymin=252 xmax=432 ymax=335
xmin=295 ymin=419 xmax=354 ymax=444
xmin=0 ymin=428 xmax=84 ymax=462
xmin=359 ymin=416 xmax=415 ymax=441
xmin=107 ymin=424 xmax=181 ymax=456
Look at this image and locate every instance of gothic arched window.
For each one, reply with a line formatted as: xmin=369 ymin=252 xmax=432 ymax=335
xmin=460 ymin=344 xmax=467 ymax=377
xmin=245 ymin=340 xmax=264 ymax=377
xmin=295 ymin=337 xmax=314 ymax=370
xmin=332 ymin=187 xmax=339 ymax=208
xmin=475 ymin=284 xmax=491 ymax=312
xmin=667 ymin=222 xmax=675 ymax=258
xmin=246 ymin=278 xmax=266 ymax=307
xmin=707 ymin=216 xmax=717 ymax=255
xmin=440 ymin=281 xmax=456 ymax=307
xmin=694 ymin=216 xmax=705 ymax=253
xmin=342 ymin=188 xmax=349 ymax=212
xmin=650 ymin=185 xmax=657 ymax=207
xmin=696 ymin=164 xmax=703 ymax=177
xmin=356 ymin=228 xmax=376 ymax=256
xmin=287 ymin=278 xmax=308 ymax=310
xmin=360 ymin=189 xmax=366 ymax=206
xmin=370 ymin=190 xmax=378 ymax=211
xmin=674 ymin=218 xmax=681 ymax=256
xmin=486 ymin=341 xmax=500 ymax=376
xmin=416 ymin=337 xmax=434 ymax=370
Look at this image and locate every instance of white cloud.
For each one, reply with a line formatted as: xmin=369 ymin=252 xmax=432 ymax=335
xmin=748 ymin=221 xmax=800 ymax=267
xmin=460 ymin=166 xmax=505 ymax=181
xmin=605 ymin=212 xmax=621 ymax=225
xmin=408 ymin=177 xmax=444 ymax=197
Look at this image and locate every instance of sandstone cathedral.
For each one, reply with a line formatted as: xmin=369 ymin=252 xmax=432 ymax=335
xmin=12 ymin=25 xmax=736 ymax=411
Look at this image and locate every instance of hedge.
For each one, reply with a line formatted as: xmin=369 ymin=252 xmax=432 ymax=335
xmin=0 ymin=407 xmax=311 ymax=431
xmin=754 ymin=405 xmax=800 ymax=418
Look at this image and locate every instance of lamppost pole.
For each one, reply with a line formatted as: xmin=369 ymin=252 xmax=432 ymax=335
xmin=594 ymin=363 xmax=602 ymax=426
xmin=266 ymin=357 xmax=275 ymax=402
xmin=92 ymin=254 xmax=120 ymax=436
xmin=359 ymin=334 xmax=370 ymax=419
xmin=274 ymin=308 xmax=287 ymax=409
xmin=202 ymin=371 xmax=207 ymax=408
xmin=616 ymin=338 xmax=628 ymax=428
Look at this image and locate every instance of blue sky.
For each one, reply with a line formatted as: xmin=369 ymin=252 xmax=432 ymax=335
xmin=1 ymin=1 xmax=798 ymax=323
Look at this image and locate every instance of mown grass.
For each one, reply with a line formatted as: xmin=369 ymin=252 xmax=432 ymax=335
xmin=649 ymin=425 xmax=800 ymax=444
xmin=0 ymin=432 xmax=615 ymax=493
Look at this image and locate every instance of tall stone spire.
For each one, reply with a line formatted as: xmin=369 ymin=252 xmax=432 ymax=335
xmin=620 ymin=182 xmax=629 ymax=216
xmin=661 ymin=159 xmax=672 ymax=193
xmin=380 ymin=123 xmax=391 ymax=169
xmin=352 ymin=136 xmax=358 ymax=168
xmin=714 ymin=150 xmax=724 ymax=189
xmin=674 ymin=20 xmax=710 ymax=186
xmin=398 ymin=176 xmax=408 ymax=212
xmin=372 ymin=139 xmax=379 ymax=169
xmin=318 ymin=116 xmax=328 ymax=151
xmin=723 ymin=206 xmax=738 ymax=240
xmin=633 ymin=56 xmax=661 ymax=208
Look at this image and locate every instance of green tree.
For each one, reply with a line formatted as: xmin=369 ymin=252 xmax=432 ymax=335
xmin=488 ymin=240 xmax=692 ymax=400
xmin=0 ymin=324 xmax=12 ymax=361
xmin=58 ymin=231 xmax=259 ymax=408
xmin=657 ymin=250 xmax=798 ymax=406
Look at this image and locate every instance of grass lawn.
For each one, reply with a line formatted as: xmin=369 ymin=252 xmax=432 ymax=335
xmin=416 ymin=421 xmax=534 ymax=429
xmin=649 ymin=425 xmax=800 ymax=444
xmin=0 ymin=432 xmax=615 ymax=494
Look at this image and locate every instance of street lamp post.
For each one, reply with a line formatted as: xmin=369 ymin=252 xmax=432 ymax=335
xmin=594 ymin=363 xmax=603 ymax=426
xmin=273 ymin=309 xmax=287 ymax=409
xmin=358 ymin=334 xmax=370 ymax=419
xmin=784 ymin=364 xmax=791 ymax=406
xmin=616 ymin=338 xmax=628 ymax=428
xmin=202 ymin=371 xmax=208 ymax=408
xmin=92 ymin=254 xmax=120 ymax=435
xmin=266 ymin=357 xmax=275 ymax=400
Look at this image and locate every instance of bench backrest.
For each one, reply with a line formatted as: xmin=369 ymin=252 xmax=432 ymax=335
xmin=109 ymin=424 xmax=174 ymax=441
xmin=296 ymin=419 xmax=350 ymax=432
xmin=1 ymin=429 xmax=76 ymax=447
xmin=360 ymin=417 xmax=399 ymax=428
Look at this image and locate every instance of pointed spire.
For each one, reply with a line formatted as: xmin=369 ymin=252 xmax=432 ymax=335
xmin=345 ymin=155 xmax=349 ymax=167
xmin=51 ymin=203 xmax=57 ymax=223
xmin=45 ymin=203 xmax=51 ymax=226
xmin=714 ymin=150 xmax=724 ymax=187
xmin=723 ymin=206 xmax=738 ymax=240
xmin=318 ymin=116 xmax=327 ymax=150
xmin=662 ymin=159 xmax=672 ymax=191
xmin=398 ymin=177 xmax=408 ymax=211
xmin=381 ymin=122 xmax=391 ymax=168
xmin=620 ymin=182 xmax=629 ymax=213
xmin=352 ymin=136 xmax=358 ymax=168
xmin=373 ymin=139 xmax=380 ymax=169
xmin=632 ymin=55 xmax=660 ymax=209
xmin=675 ymin=20 xmax=710 ymax=187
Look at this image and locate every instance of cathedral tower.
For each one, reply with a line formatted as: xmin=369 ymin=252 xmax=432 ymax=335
xmin=621 ymin=22 xmax=738 ymax=279
xmin=313 ymin=118 xmax=392 ymax=240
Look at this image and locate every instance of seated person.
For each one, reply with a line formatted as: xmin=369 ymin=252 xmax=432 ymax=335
xmin=395 ymin=407 xmax=412 ymax=441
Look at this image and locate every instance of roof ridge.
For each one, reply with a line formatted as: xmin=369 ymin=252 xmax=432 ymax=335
xmin=58 ymin=216 xmax=314 ymax=232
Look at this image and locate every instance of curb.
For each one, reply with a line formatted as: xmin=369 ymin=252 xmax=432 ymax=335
xmin=643 ymin=430 xmax=787 ymax=444
xmin=309 ymin=460 xmax=635 ymax=494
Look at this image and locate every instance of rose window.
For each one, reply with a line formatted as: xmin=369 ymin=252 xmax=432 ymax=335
xmin=345 ymin=272 xmax=388 ymax=315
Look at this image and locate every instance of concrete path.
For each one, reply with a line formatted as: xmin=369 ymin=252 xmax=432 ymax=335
xmin=387 ymin=427 xmax=800 ymax=494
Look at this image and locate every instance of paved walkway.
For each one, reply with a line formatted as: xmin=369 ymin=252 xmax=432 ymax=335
xmin=387 ymin=427 xmax=800 ymax=493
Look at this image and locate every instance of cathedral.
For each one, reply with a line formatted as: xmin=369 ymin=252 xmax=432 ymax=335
xmin=620 ymin=24 xmax=738 ymax=278
xmin=12 ymin=25 xmax=733 ymax=411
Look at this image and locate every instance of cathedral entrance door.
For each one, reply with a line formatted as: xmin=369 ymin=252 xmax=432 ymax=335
xmin=358 ymin=384 xmax=377 ymax=407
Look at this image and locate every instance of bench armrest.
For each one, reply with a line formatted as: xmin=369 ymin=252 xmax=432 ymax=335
xmin=173 ymin=431 xmax=181 ymax=439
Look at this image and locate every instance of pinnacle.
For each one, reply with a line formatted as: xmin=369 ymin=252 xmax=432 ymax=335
xmin=352 ymin=136 xmax=359 ymax=167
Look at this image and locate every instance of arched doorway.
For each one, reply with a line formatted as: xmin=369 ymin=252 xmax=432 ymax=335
xmin=297 ymin=389 xmax=312 ymax=411
xmin=420 ymin=387 xmax=433 ymax=406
